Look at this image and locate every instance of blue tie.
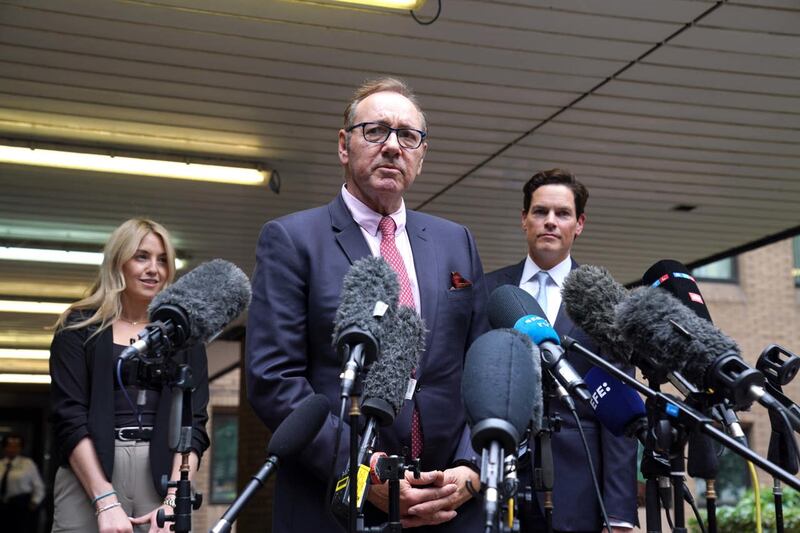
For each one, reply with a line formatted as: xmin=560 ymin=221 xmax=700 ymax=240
xmin=535 ymin=271 xmax=550 ymax=318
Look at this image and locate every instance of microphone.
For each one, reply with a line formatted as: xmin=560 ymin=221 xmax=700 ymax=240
xmin=616 ymin=286 xmax=800 ymax=430
xmin=210 ymin=394 xmax=329 ymax=533
xmin=488 ymin=284 xmax=591 ymax=404
xmin=120 ymin=259 xmax=251 ymax=361
xmin=331 ymin=304 xmax=426 ymax=518
xmin=643 ymin=259 xmax=746 ymax=444
xmin=332 ymin=256 xmax=399 ymax=398
xmin=462 ymin=328 xmax=542 ymax=530
xmin=584 ymin=366 xmax=647 ymax=443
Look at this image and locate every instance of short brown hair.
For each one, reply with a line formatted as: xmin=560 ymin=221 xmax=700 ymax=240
xmin=522 ymin=168 xmax=588 ymax=217
xmin=343 ymin=76 xmax=427 ymax=131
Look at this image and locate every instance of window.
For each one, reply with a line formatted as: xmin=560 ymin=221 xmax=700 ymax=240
xmin=793 ymin=236 xmax=800 ymax=287
xmin=692 ymin=257 xmax=737 ymax=283
xmin=209 ymin=408 xmax=238 ymax=504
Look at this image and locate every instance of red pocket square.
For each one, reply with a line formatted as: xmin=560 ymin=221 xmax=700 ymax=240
xmin=450 ymin=271 xmax=472 ymax=289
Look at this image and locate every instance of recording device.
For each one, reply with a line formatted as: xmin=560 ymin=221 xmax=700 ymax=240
xmin=617 ymin=286 xmax=800 ymax=431
xmin=584 ymin=366 xmax=647 ymax=443
xmin=210 ymin=394 xmax=330 ymax=533
xmin=332 ymin=256 xmax=399 ymax=398
xmin=331 ymin=305 xmax=426 ymax=520
xmin=488 ymin=284 xmax=591 ymax=404
xmin=120 ymin=259 xmax=251 ymax=362
xmin=564 ymin=265 xmax=706 ymax=395
xmin=462 ymin=328 xmax=541 ymax=531
xmin=643 ymin=259 xmax=746 ymax=445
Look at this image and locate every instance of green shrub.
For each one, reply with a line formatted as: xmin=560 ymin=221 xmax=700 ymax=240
xmin=689 ymin=486 xmax=800 ymax=532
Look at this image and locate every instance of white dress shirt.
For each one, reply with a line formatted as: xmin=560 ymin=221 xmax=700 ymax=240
xmin=519 ymin=255 xmax=573 ymax=325
xmin=0 ymin=455 xmax=45 ymax=505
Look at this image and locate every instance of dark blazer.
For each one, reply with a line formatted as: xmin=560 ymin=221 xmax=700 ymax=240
xmin=486 ymin=260 xmax=638 ymax=531
xmin=246 ymin=193 xmax=490 ymax=532
xmin=49 ymin=314 xmax=210 ymax=496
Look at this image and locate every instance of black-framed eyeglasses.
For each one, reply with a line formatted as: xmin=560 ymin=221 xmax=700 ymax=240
xmin=346 ymin=122 xmax=427 ymax=149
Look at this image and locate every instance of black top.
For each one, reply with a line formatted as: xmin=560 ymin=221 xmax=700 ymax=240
xmin=112 ymin=343 xmax=160 ymax=428
xmin=49 ymin=312 xmax=210 ymax=496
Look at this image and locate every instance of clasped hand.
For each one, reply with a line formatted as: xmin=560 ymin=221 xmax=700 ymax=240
xmin=366 ymin=465 xmax=478 ymax=528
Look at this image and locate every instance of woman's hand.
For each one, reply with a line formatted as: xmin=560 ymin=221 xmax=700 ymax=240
xmin=96 ymin=503 xmax=133 ymax=533
xmin=130 ymin=504 xmax=173 ymax=533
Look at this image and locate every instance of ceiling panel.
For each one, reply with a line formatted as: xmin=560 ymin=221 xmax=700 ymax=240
xmin=0 ymin=0 xmax=798 ymax=350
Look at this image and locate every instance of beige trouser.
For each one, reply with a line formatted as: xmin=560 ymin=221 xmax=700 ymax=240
xmin=52 ymin=440 xmax=161 ymax=533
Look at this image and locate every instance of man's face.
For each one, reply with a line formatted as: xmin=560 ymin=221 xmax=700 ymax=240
xmin=338 ymin=91 xmax=427 ymax=214
xmin=522 ymin=184 xmax=585 ymax=270
xmin=4 ymin=437 xmax=22 ymax=459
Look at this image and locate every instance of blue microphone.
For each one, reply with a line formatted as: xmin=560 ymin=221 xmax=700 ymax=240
xmin=584 ymin=366 xmax=647 ymax=443
xmin=514 ymin=314 xmax=592 ymax=403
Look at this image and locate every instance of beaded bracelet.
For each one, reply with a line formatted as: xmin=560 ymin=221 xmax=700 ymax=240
xmin=90 ymin=490 xmax=117 ymax=506
xmin=95 ymin=501 xmax=122 ymax=516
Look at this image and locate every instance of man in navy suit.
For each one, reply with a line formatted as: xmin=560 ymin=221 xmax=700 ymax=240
xmin=246 ymin=77 xmax=488 ymax=532
xmin=485 ymin=169 xmax=638 ymax=532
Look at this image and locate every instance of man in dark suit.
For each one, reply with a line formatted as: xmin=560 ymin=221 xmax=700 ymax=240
xmin=246 ymin=77 xmax=489 ymax=532
xmin=485 ymin=169 xmax=638 ymax=532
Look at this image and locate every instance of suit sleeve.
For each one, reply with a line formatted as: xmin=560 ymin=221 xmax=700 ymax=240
xmin=49 ymin=325 xmax=94 ymax=467
xmin=600 ymin=364 xmax=639 ymax=525
xmin=245 ymin=220 xmax=349 ymax=480
xmin=188 ymin=343 xmax=211 ymax=456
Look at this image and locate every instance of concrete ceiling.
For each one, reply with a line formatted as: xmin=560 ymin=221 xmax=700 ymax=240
xmin=1 ymin=0 xmax=799 ymax=357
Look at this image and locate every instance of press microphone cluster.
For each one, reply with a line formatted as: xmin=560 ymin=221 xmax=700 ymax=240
xmin=488 ymin=284 xmax=591 ymax=406
xmin=120 ymin=259 xmax=252 ymax=361
xmin=563 ymin=264 xmax=800 ymax=430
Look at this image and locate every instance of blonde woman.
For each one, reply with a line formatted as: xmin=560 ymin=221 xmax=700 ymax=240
xmin=50 ymin=219 xmax=209 ymax=533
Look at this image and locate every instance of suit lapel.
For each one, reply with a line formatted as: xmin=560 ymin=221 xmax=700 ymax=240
xmin=554 ymin=258 xmax=579 ymax=337
xmin=330 ymin=194 xmax=370 ymax=265
xmin=406 ymin=212 xmax=437 ymax=372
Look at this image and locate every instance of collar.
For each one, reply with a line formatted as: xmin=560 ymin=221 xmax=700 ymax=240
xmin=341 ymin=184 xmax=406 ymax=236
xmin=521 ymin=255 xmax=572 ymax=288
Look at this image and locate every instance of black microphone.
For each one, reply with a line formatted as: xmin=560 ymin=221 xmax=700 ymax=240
xmin=331 ymin=304 xmax=426 ymax=518
xmin=644 ymin=259 xmax=746 ymax=446
xmin=120 ymin=259 xmax=251 ymax=361
xmin=616 ymin=286 xmax=800 ymax=431
xmin=488 ymin=285 xmax=592 ymax=404
xmin=462 ymin=328 xmax=541 ymax=530
xmin=332 ymin=256 xmax=399 ymax=398
xmin=210 ymin=394 xmax=329 ymax=533
xmin=563 ymin=265 xmax=697 ymax=395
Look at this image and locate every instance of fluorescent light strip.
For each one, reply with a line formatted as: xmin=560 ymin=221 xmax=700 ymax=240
xmin=0 ymin=145 xmax=268 ymax=186
xmin=0 ymin=349 xmax=50 ymax=360
xmin=0 ymin=373 xmax=51 ymax=384
xmin=330 ymin=0 xmax=426 ymax=8
xmin=0 ymin=299 xmax=70 ymax=314
xmin=0 ymin=246 xmax=186 ymax=269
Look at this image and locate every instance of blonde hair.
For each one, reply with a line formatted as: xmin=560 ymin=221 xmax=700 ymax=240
xmin=54 ymin=218 xmax=177 ymax=335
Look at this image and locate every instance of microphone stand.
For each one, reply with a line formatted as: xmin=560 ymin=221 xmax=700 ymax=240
xmin=640 ymin=383 xmax=673 ymax=533
xmin=157 ymin=362 xmax=202 ymax=533
xmin=530 ymin=375 xmax=559 ymax=533
xmin=563 ymin=337 xmax=800 ymax=490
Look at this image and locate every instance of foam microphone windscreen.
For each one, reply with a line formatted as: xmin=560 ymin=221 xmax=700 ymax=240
xmin=487 ymin=284 xmax=543 ymax=329
xmin=267 ymin=393 xmax=330 ymax=458
xmin=362 ymin=305 xmax=427 ymax=425
xmin=332 ymin=256 xmax=399 ymax=345
xmin=462 ymin=329 xmax=541 ymax=452
xmin=615 ymin=286 xmax=739 ymax=388
xmin=643 ymin=259 xmax=712 ymax=323
xmin=148 ymin=258 xmax=251 ymax=344
xmin=562 ymin=265 xmax=631 ymax=365
xmin=584 ymin=366 xmax=645 ymax=438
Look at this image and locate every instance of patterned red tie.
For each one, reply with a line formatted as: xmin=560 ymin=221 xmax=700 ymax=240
xmin=378 ymin=216 xmax=423 ymax=459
